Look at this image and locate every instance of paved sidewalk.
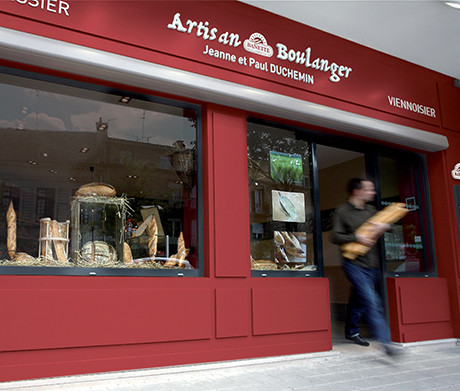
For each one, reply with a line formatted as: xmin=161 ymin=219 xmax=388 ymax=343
xmin=1 ymin=339 xmax=460 ymax=391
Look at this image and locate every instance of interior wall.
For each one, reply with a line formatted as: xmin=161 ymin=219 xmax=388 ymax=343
xmin=319 ymin=155 xmax=366 ymax=304
xmin=319 ymin=156 xmax=366 ymax=211
xmin=320 ymin=155 xmax=366 ymax=268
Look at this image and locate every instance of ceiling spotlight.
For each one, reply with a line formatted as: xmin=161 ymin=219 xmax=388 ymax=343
xmin=119 ymin=96 xmax=132 ymax=104
xmin=27 ymin=160 xmax=37 ymax=165
xmin=80 ymin=147 xmax=89 ymax=153
xmin=69 ymin=177 xmax=77 ymax=182
xmin=127 ymin=175 xmax=139 ymax=179
xmin=96 ymin=117 xmax=108 ymax=131
xmin=49 ymin=170 xmax=59 ymax=174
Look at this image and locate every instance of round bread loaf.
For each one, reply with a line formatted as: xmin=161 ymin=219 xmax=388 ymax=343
xmin=14 ymin=252 xmax=35 ymax=264
xmin=81 ymin=241 xmax=117 ymax=264
xmin=75 ymin=182 xmax=116 ymax=197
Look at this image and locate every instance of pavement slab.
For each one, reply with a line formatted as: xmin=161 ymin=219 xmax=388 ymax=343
xmin=1 ymin=339 xmax=459 ymax=391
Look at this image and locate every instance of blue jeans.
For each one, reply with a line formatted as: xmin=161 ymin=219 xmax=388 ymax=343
xmin=343 ymin=260 xmax=391 ymax=345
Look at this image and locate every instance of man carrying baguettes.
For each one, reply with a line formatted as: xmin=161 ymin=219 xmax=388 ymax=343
xmin=331 ymin=178 xmax=407 ymax=357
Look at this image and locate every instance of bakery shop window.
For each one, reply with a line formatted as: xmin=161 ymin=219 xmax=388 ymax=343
xmin=247 ymin=121 xmax=317 ymax=275
xmin=0 ymin=71 xmax=200 ymax=276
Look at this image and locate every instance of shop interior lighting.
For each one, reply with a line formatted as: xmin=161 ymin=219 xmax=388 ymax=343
xmin=49 ymin=169 xmax=59 ymax=174
xmin=69 ymin=177 xmax=77 ymax=182
xmin=96 ymin=117 xmax=108 ymax=131
xmin=80 ymin=147 xmax=89 ymax=153
xmin=97 ymin=123 xmax=108 ymax=131
xmin=27 ymin=160 xmax=37 ymax=165
xmin=119 ymin=96 xmax=132 ymax=104
xmin=127 ymin=175 xmax=139 ymax=179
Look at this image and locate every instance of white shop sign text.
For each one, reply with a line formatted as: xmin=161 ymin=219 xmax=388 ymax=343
xmin=11 ymin=0 xmax=69 ymax=16
xmin=168 ymin=13 xmax=352 ymax=84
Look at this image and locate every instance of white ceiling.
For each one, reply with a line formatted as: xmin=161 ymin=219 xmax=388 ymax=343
xmin=240 ymin=0 xmax=460 ymax=82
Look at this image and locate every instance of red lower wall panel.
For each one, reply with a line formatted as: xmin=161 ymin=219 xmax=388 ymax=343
xmin=252 ymin=286 xmax=330 ymax=336
xmin=1 ymin=288 xmax=213 ymax=351
xmin=0 ymin=276 xmax=332 ymax=382
xmin=216 ymin=288 xmax=251 ymax=338
xmin=387 ymin=277 xmax=454 ymax=343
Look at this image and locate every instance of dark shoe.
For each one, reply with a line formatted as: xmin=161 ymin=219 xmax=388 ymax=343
xmin=384 ymin=344 xmax=403 ymax=358
xmin=345 ymin=334 xmax=370 ymax=347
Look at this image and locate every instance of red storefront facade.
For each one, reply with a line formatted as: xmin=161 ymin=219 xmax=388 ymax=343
xmin=0 ymin=0 xmax=459 ymax=382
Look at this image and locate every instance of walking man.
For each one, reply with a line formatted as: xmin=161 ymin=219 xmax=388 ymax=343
xmin=331 ymin=178 xmax=398 ymax=357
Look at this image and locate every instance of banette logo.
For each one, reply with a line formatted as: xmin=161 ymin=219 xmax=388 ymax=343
xmin=452 ymin=164 xmax=460 ymax=180
xmin=243 ymin=33 xmax=273 ymax=58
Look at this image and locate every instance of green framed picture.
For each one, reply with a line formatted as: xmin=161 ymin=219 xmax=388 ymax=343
xmin=269 ymin=151 xmax=303 ymax=185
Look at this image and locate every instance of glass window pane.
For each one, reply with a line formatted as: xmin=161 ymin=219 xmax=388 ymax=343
xmin=247 ymin=122 xmax=316 ymax=273
xmin=0 ymin=73 xmax=198 ymax=273
xmin=378 ymin=155 xmax=432 ymax=273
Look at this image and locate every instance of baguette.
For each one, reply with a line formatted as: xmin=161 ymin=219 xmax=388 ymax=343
xmin=341 ymin=203 xmax=408 ymax=260
xmin=50 ymin=220 xmax=67 ymax=263
xmin=164 ymin=254 xmax=178 ymax=267
xmin=147 ymin=216 xmax=158 ymax=259
xmin=124 ymin=242 xmax=133 ymax=264
xmin=177 ymin=232 xmax=186 ymax=258
xmin=7 ymin=201 xmax=16 ymax=260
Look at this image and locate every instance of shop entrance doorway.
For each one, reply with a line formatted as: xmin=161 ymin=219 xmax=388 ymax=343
xmin=317 ymin=144 xmax=375 ymax=345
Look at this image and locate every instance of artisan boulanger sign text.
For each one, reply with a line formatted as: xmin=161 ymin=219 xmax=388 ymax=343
xmin=167 ymin=12 xmax=353 ymax=84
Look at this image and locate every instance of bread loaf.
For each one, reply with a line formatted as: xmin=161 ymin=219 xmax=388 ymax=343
xmin=341 ymin=202 xmax=408 ymax=260
xmin=164 ymin=255 xmax=178 ymax=267
xmin=50 ymin=220 xmax=68 ymax=263
xmin=124 ymin=242 xmax=133 ymax=264
xmin=75 ymin=182 xmax=116 ymax=197
xmin=177 ymin=259 xmax=187 ymax=268
xmin=177 ymin=232 xmax=186 ymax=258
xmin=147 ymin=216 xmax=158 ymax=259
xmin=175 ymin=232 xmax=189 ymax=267
xmin=14 ymin=252 xmax=35 ymax=263
xmin=81 ymin=241 xmax=117 ymax=264
xmin=7 ymin=201 xmax=16 ymax=260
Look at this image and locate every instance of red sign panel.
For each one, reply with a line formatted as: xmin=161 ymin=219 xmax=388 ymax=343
xmin=0 ymin=0 xmax=441 ymax=126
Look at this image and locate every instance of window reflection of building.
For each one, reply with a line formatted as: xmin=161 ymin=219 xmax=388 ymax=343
xmin=254 ymin=189 xmax=263 ymax=214
xmin=36 ymin=188 xmax=55 ymax=221
xmin=0 ymin=76 xmax=198 ymax=270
